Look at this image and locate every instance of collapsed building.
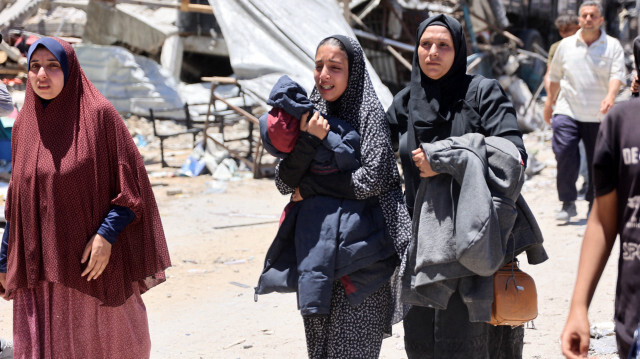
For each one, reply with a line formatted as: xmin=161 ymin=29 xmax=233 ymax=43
xmin=0 ymin=0 xmax=637 ymax=176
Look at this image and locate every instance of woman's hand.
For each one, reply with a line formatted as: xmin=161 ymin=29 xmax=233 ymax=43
xmin=412 ymin=148 xmax=438 ymax=177
xmin=299 ymin=111 xmax=310 ymax=132
xmin=306 ymin=112 xmax=330 ymax=140
xmin=81 ymin=234 xmax=112 ymax=281
xmin=291 ymin=187 xmax=304 ymax=202
xmin=0 ymin=272 xmax=8 ymax=300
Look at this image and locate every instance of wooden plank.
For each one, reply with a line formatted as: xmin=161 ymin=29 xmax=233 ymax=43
xmin=213 ymin=95 xmax=259 ymax=126
xmin=201 ymin=76 xmax=238 ymax=85
xmin=0 ymin=68 xmax=23 ymax=75
xmin=179 ymin=0 xmax=189 ymax=11
xmin=113 ymin=0 xmax=212 ymax=14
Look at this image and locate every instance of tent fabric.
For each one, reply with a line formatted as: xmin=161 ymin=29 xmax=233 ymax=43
xmin=208 ymin=0 xmax=393 ymax=110
xmin=74 ymin=44 xmax=183 ymax=116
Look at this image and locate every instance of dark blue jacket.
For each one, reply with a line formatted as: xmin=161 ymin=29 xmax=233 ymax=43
xmin=255 ymin=195 xmax=396 ymax=316
xmin=255 ymin=76 xmax=396 ymax=315
xmin=259 ymin=75 xmax=361 ymax=175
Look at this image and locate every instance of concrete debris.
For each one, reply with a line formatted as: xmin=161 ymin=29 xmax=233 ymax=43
xmin=83 ymin=1 xmax=176 ymax=54
xmin=1 ymin=0 xmax=637 ymax=183
xmin=588 ymin=322 xmax=619 ymax=355
xmin=166 ymin=188 xmax=183 ymax=196
xmin=209 ymin=0 xmax=393 ymax=109
xmin=204 ymin=181 xmax=227 ymax=194
xmin=590 ymin=322 xmax=616 ymax=339
xmin=590 ymin=335 xmax=618 ymax=356
xmin=223 ymin=259 xmax=246 ymax=265
xmin=0 ymin=0 xmax=44 ymax=31
xmin=22 ymin=6 xmax=86 ymax=37
xmin=187 ymin=268 xmax=207 ymax=274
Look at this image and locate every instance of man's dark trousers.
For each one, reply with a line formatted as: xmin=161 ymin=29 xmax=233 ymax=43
xmin=551 ymin=114 xmax=601 ymax=204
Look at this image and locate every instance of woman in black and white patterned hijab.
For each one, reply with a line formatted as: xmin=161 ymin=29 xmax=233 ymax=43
xmin=274 ymin=35 xmax=411 ymax=358
xmin=306 ymin=35 xmax=411 ymax=256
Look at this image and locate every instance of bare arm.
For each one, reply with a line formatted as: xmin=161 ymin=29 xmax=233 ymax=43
xmin=561 ymin=190 xmax=618 ymax=358
xmin=544 ymin=81 xmax=560 ymax=125
xmin=600 ymin=79 xmax=623 ymax=115
xmin=544 ymin=68 xmax=551 ymax=102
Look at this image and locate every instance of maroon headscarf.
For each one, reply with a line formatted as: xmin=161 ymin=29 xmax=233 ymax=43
xmin=4 ymin=37 xmax=171 ymax=306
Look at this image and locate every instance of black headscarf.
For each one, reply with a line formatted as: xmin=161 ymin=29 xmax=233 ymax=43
xmin=410 ymin=14 xmax=470 ymax=144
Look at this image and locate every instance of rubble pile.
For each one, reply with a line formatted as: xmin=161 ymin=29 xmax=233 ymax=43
xmin=0 ymin=0 xmax=637 ymax=180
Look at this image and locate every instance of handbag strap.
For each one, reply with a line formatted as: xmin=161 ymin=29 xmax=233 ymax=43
xmin=503 ymin=257 xmax=521 ymax=290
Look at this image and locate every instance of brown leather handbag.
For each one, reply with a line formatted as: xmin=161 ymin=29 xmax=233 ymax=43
xmin=487 ymin=261 xmax=538 ymax=326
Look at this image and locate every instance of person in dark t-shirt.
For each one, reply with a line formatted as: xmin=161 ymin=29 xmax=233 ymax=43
xmin=561 ymin=97 xmax=640 ymax=358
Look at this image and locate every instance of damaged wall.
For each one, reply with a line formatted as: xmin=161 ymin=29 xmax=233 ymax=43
xmin=83 ymin=0 xmax=177 ymax=54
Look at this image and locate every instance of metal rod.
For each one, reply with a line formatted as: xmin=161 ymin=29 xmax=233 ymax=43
xmin=386 ymin=45 xmax=411 ymax=71
xmin=213 ymin=95 xmax=259 ymax=126
xmin=516 ymin=48 xmax=548 ymax=63
xmin=467 ymin=9 xmax=524 ymax=48
xmin=352 ymin=28 xmax=413 ymax=52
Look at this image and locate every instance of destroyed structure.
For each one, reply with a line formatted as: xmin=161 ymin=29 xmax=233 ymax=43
xmin=0 ymin=0 xmax=638 ymax=181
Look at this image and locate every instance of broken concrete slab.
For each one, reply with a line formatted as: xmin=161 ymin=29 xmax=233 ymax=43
xmin=0 ymin=0 xmax=43 ymax=31
xmin=22 ymin=6 xmax=86 ymax=37
xmin=83 ymin=0 xmax=177 ymax=54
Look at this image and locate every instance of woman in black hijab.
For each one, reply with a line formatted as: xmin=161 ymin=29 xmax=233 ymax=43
xmin=387 ymin=14 xmax=527 ymax=358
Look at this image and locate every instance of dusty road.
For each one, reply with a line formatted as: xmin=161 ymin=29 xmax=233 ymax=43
xmin=0 ymin=130 xmax=620 ymax=358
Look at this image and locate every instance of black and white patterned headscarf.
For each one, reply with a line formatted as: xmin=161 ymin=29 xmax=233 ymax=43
xmin=309 ymin=35 xmax=411 ymax=275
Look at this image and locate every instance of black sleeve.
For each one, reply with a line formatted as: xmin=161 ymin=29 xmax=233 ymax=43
xmin=477 ymin=79 xmax=528 ymax=167
xmin=0 ymin=221 xmax=9 ymax=273
xmin=386 ymin=88 xmax=410 ymax=153
xmin=592 ymin=113 xmax=617 ymax=197
xmin=298 ymin=172 xmax=357 ymax=200
xmin=277 ymin=131 xmax=322 ymax=188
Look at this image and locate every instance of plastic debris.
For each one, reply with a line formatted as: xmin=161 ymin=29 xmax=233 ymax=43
xmin=223 ymin=338 xmax=246 ymax=350
xmin=229 ymin=281 xmax=250 ymax=288
xmin=223 ymin=259 xmax=246 ymax=265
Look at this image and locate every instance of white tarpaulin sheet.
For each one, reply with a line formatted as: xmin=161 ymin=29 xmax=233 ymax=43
xmin=208 ymin=0 xmax=393 ymax=109
xmin=74 ymin=44 xmax=183 ymax=116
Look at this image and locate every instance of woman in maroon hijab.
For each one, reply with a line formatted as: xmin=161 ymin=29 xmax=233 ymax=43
xmin=0 ymin=37 xmax=171 ymax=358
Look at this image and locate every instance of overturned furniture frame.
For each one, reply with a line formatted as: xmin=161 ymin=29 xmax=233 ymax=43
xmin=201 ymin=76 xmax=268 ymax=179
xmin=149 ymin=103 xmax=203 ymax=168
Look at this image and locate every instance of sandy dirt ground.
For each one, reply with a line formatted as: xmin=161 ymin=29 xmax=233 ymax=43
xmin=0 ymin=129 xmax=621 ymax=359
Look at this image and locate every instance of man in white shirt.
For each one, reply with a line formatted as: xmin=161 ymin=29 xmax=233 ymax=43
xmin=544 ymin=0 xmax=626 ymax=221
